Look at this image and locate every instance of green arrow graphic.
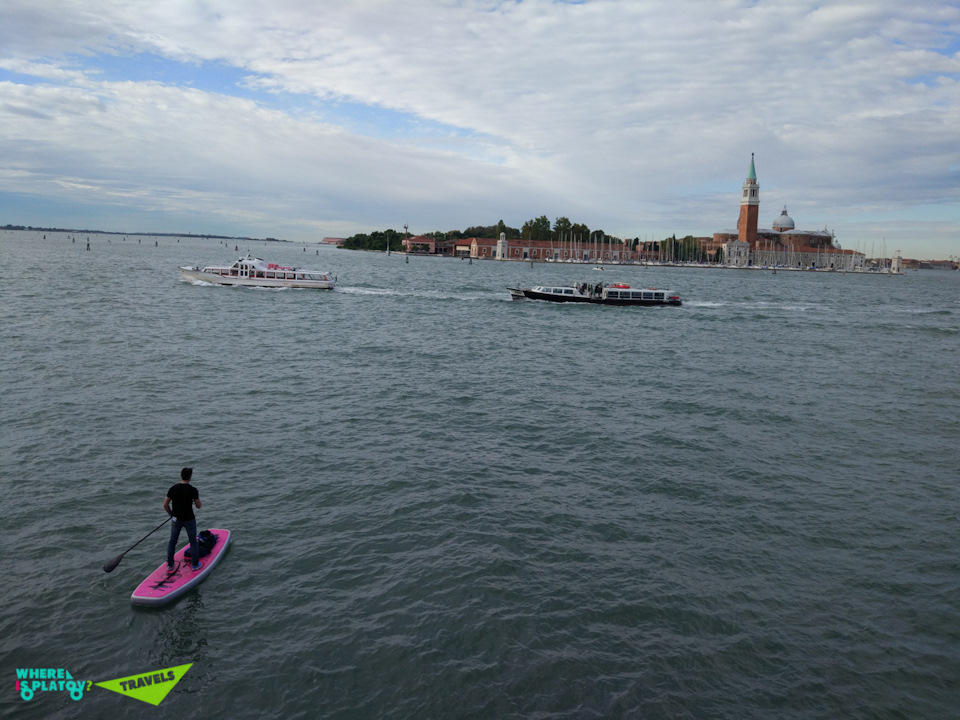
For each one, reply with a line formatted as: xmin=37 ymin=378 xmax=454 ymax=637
xmin=95 ymin=663 xmax=193 ymax=706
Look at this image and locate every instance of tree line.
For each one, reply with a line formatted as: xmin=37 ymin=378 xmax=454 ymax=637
xmin=339 ymin=220 xmax=516 ymax=251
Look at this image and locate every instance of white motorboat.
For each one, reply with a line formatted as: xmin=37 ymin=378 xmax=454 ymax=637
xmin=179 ymin=253 xmax=336 ymax=289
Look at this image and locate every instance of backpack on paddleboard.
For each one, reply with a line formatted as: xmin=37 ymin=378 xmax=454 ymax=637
xmin=183 ymin=530 xmax=218 ymax=561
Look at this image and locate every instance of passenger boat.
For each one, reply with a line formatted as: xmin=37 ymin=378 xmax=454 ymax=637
xmin=507 ymin=282 xmax=681 ymax=306
xmin=179 ymin=253 xmax=336 ymax=289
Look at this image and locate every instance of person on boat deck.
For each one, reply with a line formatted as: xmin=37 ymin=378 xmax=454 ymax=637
xmin=164 ymin=467 xmax=203 ymax=571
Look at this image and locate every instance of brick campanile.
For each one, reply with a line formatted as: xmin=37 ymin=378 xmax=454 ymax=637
xmin=737 ymin=153 xmax=759 ymax=245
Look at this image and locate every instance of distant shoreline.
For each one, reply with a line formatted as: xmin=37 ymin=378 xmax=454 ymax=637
xmin=4 ymin=226 xmax=954 ymax=266
xmin=1 ymin=225 xmax=291 ymax=243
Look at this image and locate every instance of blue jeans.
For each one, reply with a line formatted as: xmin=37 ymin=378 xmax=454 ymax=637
xmin=167 ymin=518 xmax=200 ymax=567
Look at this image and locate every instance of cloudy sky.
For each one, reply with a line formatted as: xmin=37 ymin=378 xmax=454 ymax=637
xmin=1 ymin=0 xmax=957 ymax=257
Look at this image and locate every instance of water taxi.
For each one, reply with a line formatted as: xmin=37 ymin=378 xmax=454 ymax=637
xmin=508 ymin=282 xmax=681 ymax=306
xmin=179 ymin=253 xmax=336 ymax=289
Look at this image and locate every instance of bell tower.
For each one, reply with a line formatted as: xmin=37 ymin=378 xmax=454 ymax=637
xmin=737 ymin=153 xmax=759 ymax=246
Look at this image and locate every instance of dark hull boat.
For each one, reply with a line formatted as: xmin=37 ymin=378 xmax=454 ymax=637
xmin=508 ymin=282 xmax=681 ymax=306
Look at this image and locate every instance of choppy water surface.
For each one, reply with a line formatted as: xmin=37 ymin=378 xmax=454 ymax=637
xmin=2 ymin=230 xmax=959 ymax=718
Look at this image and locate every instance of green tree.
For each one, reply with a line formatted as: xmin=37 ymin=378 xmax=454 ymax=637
xmin=662 ymin=234 xmax=678 ymax=261
xmin=679 ymin=235 xmax=705 ymax=262
xmin=463 ymin=222 xmax=519 ymax=239
xmin=341 ymin=228 xmax=404 ymax=251
xmin=659 ymin=234 xmax=705 ymax=262
xmin=521 ymin=216 xmax=552 ymax=243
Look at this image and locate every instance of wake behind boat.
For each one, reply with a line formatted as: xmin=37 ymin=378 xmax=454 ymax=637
xmin=180 ymin=253 xmax=336 ymax=289
xmin=508 ymin=282 xmax=681 ymax=306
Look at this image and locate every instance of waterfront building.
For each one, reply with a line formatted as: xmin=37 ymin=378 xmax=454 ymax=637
xmin=401 ymin=235 xmax=438 ymax=253
xmin=713 ymin=156 xmax=865 ymax=270
xmin=467 ymin=235 xmax=633 ymax=262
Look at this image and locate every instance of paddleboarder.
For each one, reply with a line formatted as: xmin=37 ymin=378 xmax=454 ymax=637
xmin=163 ymin=467 xmax=203 ymax=571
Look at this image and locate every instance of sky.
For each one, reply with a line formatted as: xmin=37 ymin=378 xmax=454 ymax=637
xmin=0 ymin=0 xmax=958 ymax=258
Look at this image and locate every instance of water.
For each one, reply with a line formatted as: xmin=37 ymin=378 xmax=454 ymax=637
xmin=3 ymin=230 xmax=959 ymax=718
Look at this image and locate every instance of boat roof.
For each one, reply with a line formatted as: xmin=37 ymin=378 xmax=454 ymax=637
xmin=532 ymin=283 xmax=672 ymax=291
xmin=232 ymin=253 xmax=283 ymax=269
xmin=226 ymin=253 xmax=329 ymax=273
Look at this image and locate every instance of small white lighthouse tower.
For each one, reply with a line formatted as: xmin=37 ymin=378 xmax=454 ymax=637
xmin=495 ymin=232 xmax=508 ymax=260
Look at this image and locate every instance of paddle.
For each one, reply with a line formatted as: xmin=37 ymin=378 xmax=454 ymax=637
xmin=102 ymin=517 xmax=172 ymax=573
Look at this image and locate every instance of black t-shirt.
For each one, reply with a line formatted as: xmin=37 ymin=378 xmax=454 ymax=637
xmin=167 ymin=483 xmax=199 ymax=521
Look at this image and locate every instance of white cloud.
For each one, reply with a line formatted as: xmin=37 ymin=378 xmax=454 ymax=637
xmin=0 ymin=0 xmax=958 ymax=255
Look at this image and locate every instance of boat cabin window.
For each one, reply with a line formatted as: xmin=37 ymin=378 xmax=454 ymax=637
xmin=654 ymin=292 xmax=664 ymax=300
xmin=265 ymin=271 xmax=275 ymax=278
xmin=563 ymin=288 xmax=573 ymax=295
xmin=642 ymin=291 xmax=653 ymax=300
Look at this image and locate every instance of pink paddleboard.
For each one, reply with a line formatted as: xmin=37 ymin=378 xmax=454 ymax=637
xmin=131 ymin=528 xmax=231 ymax=606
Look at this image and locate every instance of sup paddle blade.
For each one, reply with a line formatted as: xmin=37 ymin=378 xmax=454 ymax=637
xmin=103 ymin=554 xmax=124 ymax=573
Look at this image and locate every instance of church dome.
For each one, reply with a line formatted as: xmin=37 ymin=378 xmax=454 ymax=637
xmin=773 ymin=206 xmax=795 ymax=231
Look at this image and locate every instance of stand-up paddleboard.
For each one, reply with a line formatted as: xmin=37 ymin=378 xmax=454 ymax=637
xmin=131 ymin=528 xmax=231 ymax=606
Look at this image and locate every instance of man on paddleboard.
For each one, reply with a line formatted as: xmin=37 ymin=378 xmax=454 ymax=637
xmin=163 ymin=467 xmax=203 ymax=571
